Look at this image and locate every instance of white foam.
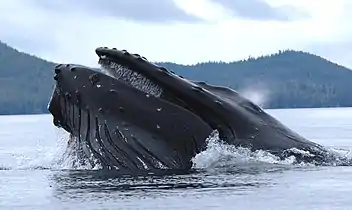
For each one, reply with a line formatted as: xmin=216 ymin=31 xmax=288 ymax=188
xmin=192 ymin=130 xmax=352 ymax=170
xmin=3 ymin=127 xmax=352 ymax=171
xmin=192 ymin=131 xmax=312 ymax=169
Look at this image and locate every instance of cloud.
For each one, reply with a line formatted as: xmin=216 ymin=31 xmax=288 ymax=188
xmin=0 ymin=0 xmax=352 ymax=70
xmin=209 ymin=0 xmax=309 ymax=21
xmin=30 ymin=0 xmax=200 ymax=23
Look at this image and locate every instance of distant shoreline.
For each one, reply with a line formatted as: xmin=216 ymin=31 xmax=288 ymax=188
xmin=2 ymin=42 xmax=352 ymax=114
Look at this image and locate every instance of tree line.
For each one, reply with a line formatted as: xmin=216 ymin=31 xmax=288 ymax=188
xmin=1 ymin=41 xmax=351 ymax=115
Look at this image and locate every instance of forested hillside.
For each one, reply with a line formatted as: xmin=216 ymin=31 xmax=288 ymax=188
xmin=0 ymin=41 xmax=351 ymax=114
xmin=0 ymin=42 xmax=56 ymax=114
xmin=160 ymin=51 xmax=352 ymax=108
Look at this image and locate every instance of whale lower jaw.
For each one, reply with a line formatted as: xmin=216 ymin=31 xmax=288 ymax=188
xmin=49 ymin=63 xmax=214 ymax=171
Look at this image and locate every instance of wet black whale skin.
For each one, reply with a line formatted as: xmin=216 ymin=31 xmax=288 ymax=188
xmin=48 ymin=47 xmax=332 ymax=172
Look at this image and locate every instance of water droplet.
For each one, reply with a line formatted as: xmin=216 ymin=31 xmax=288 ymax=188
xmin=157 ymin=108 xmax=162 ymax=112
xmin=146 ymin=94 xmax=150 ymax=98
xmin=109 ymin=89 xmax=117 ymax=94
xmin=96 ymin=84 xmax=101 ymax=88
xmin=156 ymin=124 xmax=160 ymax=129
xmin=74 ymin=75 xmax=77 ymax=79
xmin=75 ymin=90 xmax=81 ymax=104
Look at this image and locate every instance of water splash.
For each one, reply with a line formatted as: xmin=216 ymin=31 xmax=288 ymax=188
xmin=0 ymin=129 xmax=68 ymax=170
xmin=192 ymin=131 xmax=352 ymax=170
xmin=0 ymin=128 xmax=103 ymax=171
xmin=238 ymin=85 xmax=271 ymax=108
xmin=52 ymin=134 xmax=103 ymax=170
xmin=192 ymin=131 xmax=299 ymax=170
xmin=3 ymin=128 xmax=352 ymax=172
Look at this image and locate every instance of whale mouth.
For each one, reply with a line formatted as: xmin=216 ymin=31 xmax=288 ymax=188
xmin=96 ymin=49 xmax=200 ymax=118
xmin=98 ymin=56 xmax=163 ymax=98
xmin=48 ymin=46 xmax=336 ymax=171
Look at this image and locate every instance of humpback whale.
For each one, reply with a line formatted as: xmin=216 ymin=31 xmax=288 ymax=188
xmin=48 ymin=47 xmax=335 ymax=171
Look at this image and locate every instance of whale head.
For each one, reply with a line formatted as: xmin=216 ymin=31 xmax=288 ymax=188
xmin=48 ymin=47 xmax=329 ymax=171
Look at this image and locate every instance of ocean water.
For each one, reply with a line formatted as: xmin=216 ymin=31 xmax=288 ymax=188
xmin=1 ymin=107 xmax=352 ymax=210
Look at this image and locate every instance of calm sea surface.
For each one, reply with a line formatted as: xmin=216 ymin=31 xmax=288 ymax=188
xmin=1 ymin=108 xmax=352 ymax=210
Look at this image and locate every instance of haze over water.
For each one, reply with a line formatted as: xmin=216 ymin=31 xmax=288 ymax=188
xmin=1 ymin=107 xmax=352 ymax=210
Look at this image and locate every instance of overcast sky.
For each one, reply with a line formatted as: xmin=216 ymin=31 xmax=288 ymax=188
xmin=1 ymin=0 xmax=351 ymax=68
